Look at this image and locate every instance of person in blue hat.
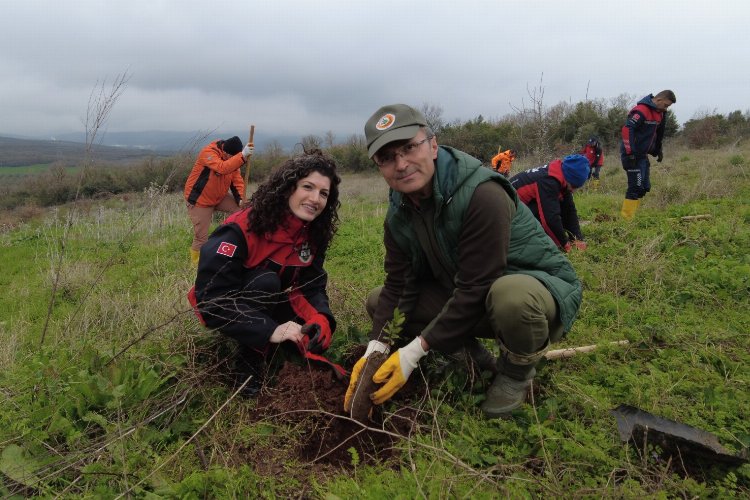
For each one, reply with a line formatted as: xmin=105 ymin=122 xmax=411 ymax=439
xmin=509 ymin=154 xmax=589 ymax=252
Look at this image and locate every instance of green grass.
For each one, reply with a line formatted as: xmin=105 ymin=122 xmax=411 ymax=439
xmin=0 ymin=164 xmax=83 ymax=177
xmin=0 ymin=151 xmax=748 ymax=497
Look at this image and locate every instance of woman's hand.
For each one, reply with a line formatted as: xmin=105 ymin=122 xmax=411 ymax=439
xmin=269 ymin=321 xmax=304 ymax=344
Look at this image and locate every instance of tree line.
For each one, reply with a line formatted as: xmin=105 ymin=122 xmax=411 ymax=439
xmin=2 ymin=97 xmax=748 ymax=210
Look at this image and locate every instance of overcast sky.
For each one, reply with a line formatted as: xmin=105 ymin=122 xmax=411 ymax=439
xmin=2 ymin=0 xmax=749 ymax=143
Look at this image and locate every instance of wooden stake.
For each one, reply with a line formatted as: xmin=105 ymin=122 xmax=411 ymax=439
xmin=680 ymin=214 xmax=712 ymax=221
xmin=242 ymin=125 xmax=255 ymax=203
xmin=544 ymin=340 xmax=629 ymax=360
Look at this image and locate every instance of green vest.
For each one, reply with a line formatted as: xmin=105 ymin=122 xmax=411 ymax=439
xmin=386 ymin=146 xmax=582 ymax=331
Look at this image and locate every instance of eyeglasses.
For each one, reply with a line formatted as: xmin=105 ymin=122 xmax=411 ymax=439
xmin=374 ymin=136 xmax=433 ymax=167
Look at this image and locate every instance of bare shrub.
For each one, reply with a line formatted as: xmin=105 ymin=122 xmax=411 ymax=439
xmin=684 ymin=115 xmax=721 ymax=148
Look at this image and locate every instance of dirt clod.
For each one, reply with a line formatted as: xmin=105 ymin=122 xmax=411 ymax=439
xmin=348 ymin=351 xmax=386 ymax=423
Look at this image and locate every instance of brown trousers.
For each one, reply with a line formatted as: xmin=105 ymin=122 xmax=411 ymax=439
xmin=186 ymin=194 xmax=240 ymax=251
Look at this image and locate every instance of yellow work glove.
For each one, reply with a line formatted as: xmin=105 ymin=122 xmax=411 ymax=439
xmin=343 ymin=339 xmax=389 ymax=412
xmin=370 ymin=337 xmax=428 ymax=405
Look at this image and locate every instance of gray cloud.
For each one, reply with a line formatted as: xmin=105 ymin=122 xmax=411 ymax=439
xmin=2 ymin=0 xmax=749 ymax=141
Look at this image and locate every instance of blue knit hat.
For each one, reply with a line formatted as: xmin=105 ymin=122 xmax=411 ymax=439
xmin=561 ymin=154 xmax=590 ymax=188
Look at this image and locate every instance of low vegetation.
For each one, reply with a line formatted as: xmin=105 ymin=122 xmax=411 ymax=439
xmin=3 ymin=99 xmax=748 ymax=213
xmin=1 ymin=140 xmax=748 ymax=497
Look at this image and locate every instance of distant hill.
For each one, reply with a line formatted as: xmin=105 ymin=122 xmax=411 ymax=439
xmin=0 ymin=136 xmax=175 ymax=168
xmin=52 ymin=131 xmax=200 ymax=153
xmin=51 ymin=131 xmax=303 ymax=154
xmin=0 ymin=130 xmax=337 ymax=168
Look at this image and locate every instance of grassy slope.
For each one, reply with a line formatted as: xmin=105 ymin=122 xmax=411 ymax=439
xmin=0 ymin=144 xmax=748 ymax=497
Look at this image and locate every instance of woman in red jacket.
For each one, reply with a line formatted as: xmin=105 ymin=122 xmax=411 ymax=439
xmin=188 ymin=149 xmax=341 ymax=393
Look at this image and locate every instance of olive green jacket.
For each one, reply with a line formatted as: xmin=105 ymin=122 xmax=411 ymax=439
xmin=379 ymin=146 xmax=582 ymax=351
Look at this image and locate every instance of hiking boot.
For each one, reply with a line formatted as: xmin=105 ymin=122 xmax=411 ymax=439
xmin=233 ymin=347 xmax=266 ymax=398
xmin=235 ymin=371 xmax=263 ymax=398
xmin=464 ymin=339 xmax=499 ymax=375
xmin=480 ymin=373 xmax=531 ymax=418
xmin=444 ymin=339 xmax=498 ymax=374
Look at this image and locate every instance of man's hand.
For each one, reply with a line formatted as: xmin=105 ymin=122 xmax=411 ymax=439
xmin=370 ymin=337 xmax=428 ymax=405
xmin=343 ymin=340 xmax=389 ymax=412
xmin=626 ymin=154 xmax=637 ymax=169
xmin=656 ymin=150 xmax=664 ymax=163
xmin=304 ymin=313 xmax=331 ymax=354
xmin=563 ymin=241 xmax=572 ymax=253
xmin=574 ymin=240 xmax=587 ymax=251
xmin=242 ymin=144 xmax=254 ymax=160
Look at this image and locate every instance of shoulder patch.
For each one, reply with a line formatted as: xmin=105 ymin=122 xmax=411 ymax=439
xmin=217 ymin=242 xmax=237 ymax=257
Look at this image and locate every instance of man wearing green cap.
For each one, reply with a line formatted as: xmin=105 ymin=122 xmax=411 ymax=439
xmin=343 ymin=104 xmax=583 ymax=417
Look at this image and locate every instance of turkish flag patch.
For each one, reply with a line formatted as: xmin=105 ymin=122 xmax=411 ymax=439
xmin=216 ymin=242 xmax=237 ymax=257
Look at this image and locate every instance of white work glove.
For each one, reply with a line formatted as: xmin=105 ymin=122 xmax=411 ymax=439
xmin=370 ymin=336 xmax=427 ymax=405
xmin=364 ymin=339 xmax=390 ymax=358
xmin=343 ymin=340 xmax=390 ymax=412
xmin=242 ymin=144 xmax=254 ymax=160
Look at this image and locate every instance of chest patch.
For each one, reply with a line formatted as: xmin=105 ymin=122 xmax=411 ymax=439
xmin=297 ymin=242 xmax=312 ymax=264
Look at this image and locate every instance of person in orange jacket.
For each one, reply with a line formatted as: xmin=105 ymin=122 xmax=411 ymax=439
xmin=490 ymin=148 xmax=517 ymax=177
xmin=184 ymin=136 xmax=254 ymax=265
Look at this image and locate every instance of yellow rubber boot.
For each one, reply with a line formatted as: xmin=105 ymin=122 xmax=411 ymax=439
xmin=591 ymin=179 xmax=600 ymax=190
xmin=190 ymin=248 xmax=200 ymax=267
xmin=620 ymin=199 xmax=640 ymax=221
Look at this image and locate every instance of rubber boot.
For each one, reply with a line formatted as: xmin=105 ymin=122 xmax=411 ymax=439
xmin=481 ymin=359 xmax=536 ymax=418
xmin=591 ymin=179 xmax=600 ymax=190
xmin=620 ymin=199 xmax=640 ymax=221
xmin=190 ymin=248 xmax=200 ymax=267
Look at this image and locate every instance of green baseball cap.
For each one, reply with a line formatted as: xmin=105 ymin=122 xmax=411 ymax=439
xmin=364 ymin=104 xmax=428 ymax=158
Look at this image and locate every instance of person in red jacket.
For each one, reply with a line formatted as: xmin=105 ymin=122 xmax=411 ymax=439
xmin=188 ymin=149 xmax=342 ymax=394
xmin=580 ymin=136 xmax=604 ymax=188
xmin=509 ymin=154 xmax=590 ymax=251
xmin=184 ymin=136 xmax=254 ymax=266
xmin=620 ymin=90 xmax=676 ymax=220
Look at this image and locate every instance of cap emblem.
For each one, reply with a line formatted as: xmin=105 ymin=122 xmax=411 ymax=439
xmin=375 ymin=113 xmax=396 ymax=131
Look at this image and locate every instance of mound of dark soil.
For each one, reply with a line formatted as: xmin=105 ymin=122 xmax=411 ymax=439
xmin=246 ymin=359 xmax=420 ymax=471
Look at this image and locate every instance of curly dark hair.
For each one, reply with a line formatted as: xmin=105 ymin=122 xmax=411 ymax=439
xmin=245 ymin=149 xmax=341 ymax=252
